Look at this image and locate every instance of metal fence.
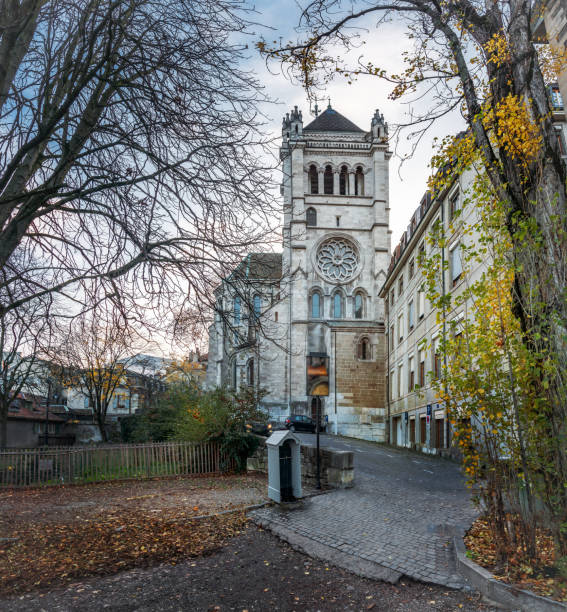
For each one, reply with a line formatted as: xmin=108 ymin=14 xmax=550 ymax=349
xmin=0 ymin=441 xmax=232 ymax=487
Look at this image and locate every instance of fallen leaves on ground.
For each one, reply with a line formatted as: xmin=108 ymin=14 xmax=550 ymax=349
xmin=465 ymin=516 xmax=567 ymax=602
xmin=0 ymin=508 xmax=248 ymax=595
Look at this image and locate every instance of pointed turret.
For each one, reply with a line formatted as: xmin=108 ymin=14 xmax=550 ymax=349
xmin=371 ymin=109 xmax=388 ymax=141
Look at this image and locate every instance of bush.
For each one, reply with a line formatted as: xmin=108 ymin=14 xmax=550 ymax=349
xmin=121 ymin=382 xmax=267 ymax=472
xmin=214 ymin=431 xmax=261 ymax=473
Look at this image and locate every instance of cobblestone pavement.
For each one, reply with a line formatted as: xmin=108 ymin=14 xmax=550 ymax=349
xmin=251 ymin=435 xmax=477 ymax=589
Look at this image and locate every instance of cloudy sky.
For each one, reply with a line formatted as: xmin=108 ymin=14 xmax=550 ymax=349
xmin=246 ymin=1 xmax=466 ymax=247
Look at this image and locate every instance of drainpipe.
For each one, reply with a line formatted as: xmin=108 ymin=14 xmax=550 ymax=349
xmin=386 ymin=301 xmax=391 ymax=444
xmin=333 ymin=329 xmax=338 ymax=435
xmin=287 ymin=168 xmax=293 ymax=415
xmin=441 ymin=193 xmax=449 ymax=451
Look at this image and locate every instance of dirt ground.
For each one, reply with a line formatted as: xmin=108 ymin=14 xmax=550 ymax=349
xmin=0 ymin=473 xmax=268 ymax=524
xmin=0 ymin=475 xmax=495 ymax=610
xmin=1 ymin=524 xmax=496 ymax=611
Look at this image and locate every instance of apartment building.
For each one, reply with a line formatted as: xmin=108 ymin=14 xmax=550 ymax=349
xmin=534 ymin=0 xmax=567 ymax=106
xmin=379 ymin=91 xmax=567 ymax=454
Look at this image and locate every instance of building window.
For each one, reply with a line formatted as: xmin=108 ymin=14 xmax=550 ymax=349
xmin=355 ymin=166 xmax=364 ymax=195
xmin=419 ymin=350 xmax=425 ymax=387
xmin=339 ymin=165 xmax=348 ymax=195
xmin=397 ymin=365 xmax=403 ymax=399
xmin=398 ymin=275 xmax=404 ymax=297
xmin=275 ymin=312 xmax=278 ymax=322
xmin=408 ymin=300 xmax=415 ymax=331
xmin=418 ymin=287 xmax=425 ymax=319
xmin=358 ymin=337 xmax=371 ymax=360
xmin=311 ymin=291 xmax=321 ymax=319
xmin=449 ymin=189 xmax=460 ymax=221
xmin=450 ymin=242 xmax=463 ymax=287
xmin=390 ymin=290 xmax=394 ymax=307
xmin=398 ymin=312 xmax=404 ymax=343
xmin=409 ymin=258 xmax=415 ymax=279
xmin=253 ymin=295 xmax=261 ymax=318
xmin=306 ymin=207 xmax=317 ymax=227
xmin=389 ymin=324 xmax=394 ymax=351
xmin=555 ymin=126 xmax=566 ymax=156
xmin=354 ymin=292 xmax=364 ymax=319
xmin=336 ymin=216 xmax=340 ymax=227
xmin=408 ymin=356 xmax=415 ymax=392
xmin=233 ymin=297 xmax=241 ymax=325
xmin=309 ymin=165 xmax=318 ymax=194
xmin=417 ymin=242 xmax=425 ymax=267
xmin=390 ymin=370 xmax=395 ymax=401
xmin=551 ymin=84 xmax=564 ymax=110
xmin=433 ymin=338 xmax=441 ymax=379
xmin=247 ymin=359 xmax=254 ymax=387
xmin=324 ymin=165 xmax=334 ymax=194
xmin=333 ymin=291 xmax=343 ymax=318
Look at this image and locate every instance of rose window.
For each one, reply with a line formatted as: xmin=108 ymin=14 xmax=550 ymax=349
xmin=316 ymin=239 xmax=360 ymax=282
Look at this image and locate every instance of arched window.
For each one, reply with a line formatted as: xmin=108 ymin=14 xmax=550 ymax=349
xmin=333 ymin=291 xmax=343 ymax=318
xmin=324 ymin=165 xmax=333 ymax=194
xmin=355 ymin=166 xmax=364 ymax=196
xmin=253 ymin=294 xmax=261 ymax=318
xmin=354 ymin=292 xmax=364 ymax=319
xmin=306 ymin=207 xmax=317 ymax=227
xmin=339 ymin=165 xmax=348 ymax=195
xmin=309 ymin=165 xmax=318 ymax=194
xmin=358 ymin=337 xmax=371 ymax=360
xmin=233 ymin=296 xmax=241 ymax=325
xmin=247 ymin=359 xmax=254 ymax=387
xmin=311 ymin=291 xmax=321 ymax=318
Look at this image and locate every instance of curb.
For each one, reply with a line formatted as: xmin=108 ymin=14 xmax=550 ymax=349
xmin=454 ymin=536 xmax=567 ymax=611
xmin=186 ymin=490 xmax=333 ymax=522
xmin=252 ymin=513 xmax=402 ymax=585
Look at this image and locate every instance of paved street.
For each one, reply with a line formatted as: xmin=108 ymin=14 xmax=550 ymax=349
xmin=252 ymin=434 xmax=477 ymax=589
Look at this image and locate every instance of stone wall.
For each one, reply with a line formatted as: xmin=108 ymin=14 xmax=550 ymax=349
xmin=247 ymin=438 xmax=354 ymax=490
xmin=334 ymin=327 xmax=386 ymax=441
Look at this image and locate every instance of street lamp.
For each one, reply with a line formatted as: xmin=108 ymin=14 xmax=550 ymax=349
xmin=306 ymin=352 xmax=329 ymax=490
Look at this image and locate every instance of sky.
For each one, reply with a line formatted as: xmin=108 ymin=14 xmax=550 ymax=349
xmin=245 ymin=0 xmax=467 ymax=248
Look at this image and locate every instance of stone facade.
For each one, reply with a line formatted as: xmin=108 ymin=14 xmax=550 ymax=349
xmin=206 ymin=105 xmax=392 ymax=441
xmin=379 ymin=104 xmax=567 ymax=455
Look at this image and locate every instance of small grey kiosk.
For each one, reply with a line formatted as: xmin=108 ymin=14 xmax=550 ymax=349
xmin=266 ymin=430 xmax=302 ymax=502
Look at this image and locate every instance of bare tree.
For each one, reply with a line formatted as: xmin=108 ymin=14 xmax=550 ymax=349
xmin=0 ymin=0 xmax=279 ymax=324
xmin=50 ymin=305 xmax=141 ymax=441
xmin=0 ymin=293 xmax=55 ymax=447
xmin=261 ymin=0 xmax=567 ymax=552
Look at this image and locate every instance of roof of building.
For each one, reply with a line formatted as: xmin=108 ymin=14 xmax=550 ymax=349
xmin=8 ymin=394 xmax=66 ymax=423
xmin=304 ymin=106 xmax=365 ymax=133
xmin=231 ymin=253 xmax=282 ymax=280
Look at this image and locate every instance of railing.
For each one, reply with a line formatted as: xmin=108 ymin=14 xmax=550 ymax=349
xmin=0 ymin=441 xmax=232 ymax=488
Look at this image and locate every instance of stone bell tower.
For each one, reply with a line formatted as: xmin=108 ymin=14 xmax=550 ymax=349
xmin=280 ymin=103 xmax=391 ymax=441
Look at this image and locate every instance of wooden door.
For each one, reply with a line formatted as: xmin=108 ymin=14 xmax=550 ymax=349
xmin=420 ymin=416 xmax=427 ymax=445
xmin=435 ymin=418 xmax=444 ymax=449
xmin=410 ymin=419 xmax=416 ymax=445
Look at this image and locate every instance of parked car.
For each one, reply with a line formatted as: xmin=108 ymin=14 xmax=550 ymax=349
xmin=284 ymin=415 xmax=316 ymax=433
xmin=245 ymin=421 xmax=273 ymax=436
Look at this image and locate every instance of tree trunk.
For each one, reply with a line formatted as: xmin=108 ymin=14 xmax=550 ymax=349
xmin=96 ymin=411 xmax=108 ymax=443
xmin=0 ymin=405 xmax=7 ymax=448
xmin=451 ymin=4 xmax=567 ymax=556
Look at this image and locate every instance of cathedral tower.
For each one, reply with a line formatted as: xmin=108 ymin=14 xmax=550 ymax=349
xmin=280 ymin=103 xmax=391 ymax=440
